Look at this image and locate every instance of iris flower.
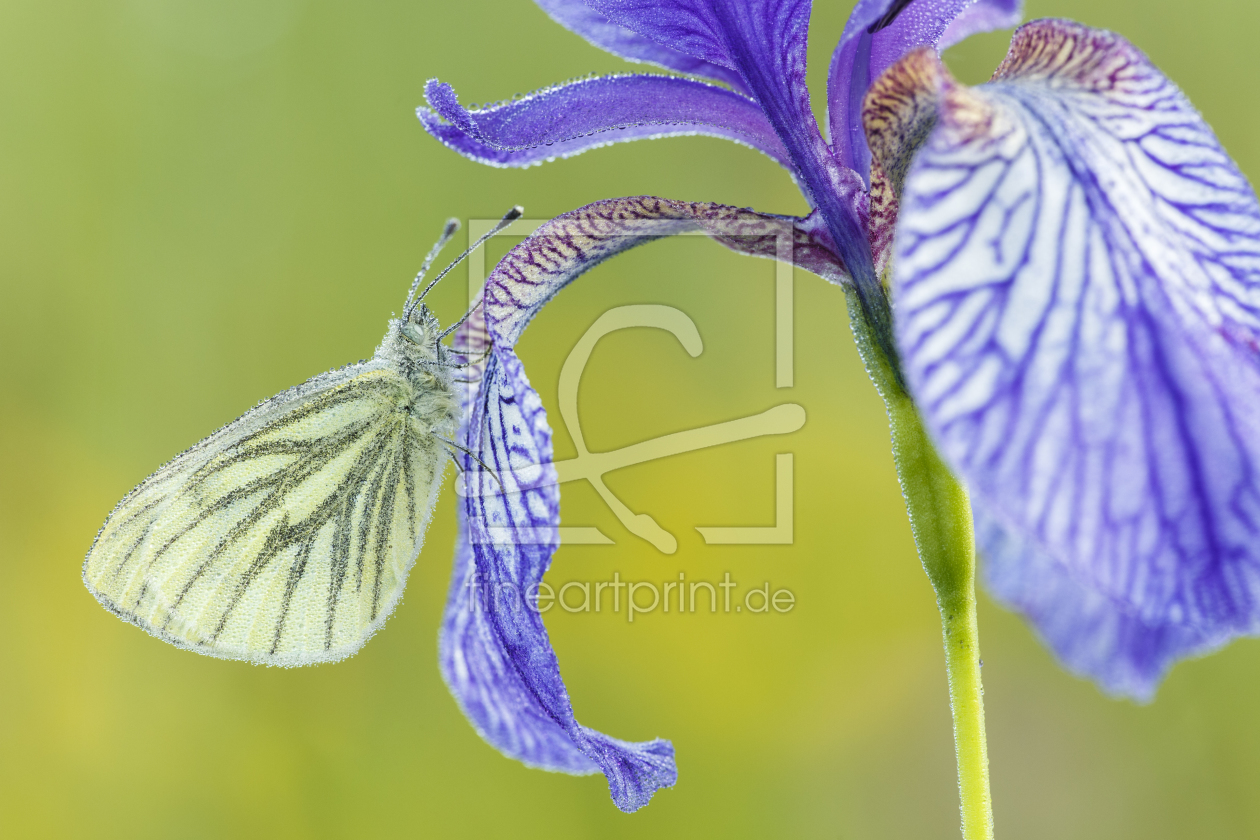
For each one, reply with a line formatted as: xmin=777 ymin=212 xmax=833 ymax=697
xmin=421 ymin=0 xmax=1260 ymax=830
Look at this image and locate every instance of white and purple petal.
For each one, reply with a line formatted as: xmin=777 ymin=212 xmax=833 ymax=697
xmin=535 ymin=0 xmax=750 ymax=93
xmin=829 ymin=0 xmax=1023 ymax=182
xmin=889 ymin=21 xmax=1260 ymax=691
xmin=976 ymin=507 xmax=1225 ymax=701
xmin=418 ymin=75 xmax=792 ymax=169
xmin=449 ymin=304 xmax=676 ymax=812
xmin=444 ymin=197 xmax=843 ymax=812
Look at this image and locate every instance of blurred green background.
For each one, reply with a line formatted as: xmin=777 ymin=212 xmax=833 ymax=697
xmin=4 ymin=0 xmax=1260 ymax=837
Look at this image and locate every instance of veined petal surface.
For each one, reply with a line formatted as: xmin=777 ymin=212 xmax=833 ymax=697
xmin=535 ymin=0 xmax=750 ymax=93
xmin=441 ymin=197 xmax=843 ymax=812
xmin=484 ymin=197 xmax=847 ymax=347
xmin=583 ymin=0 xmax=806 ymax=78
xmin=447 ymin=308 xmax=676 ymax=812
xmin=829 ymin=0 xmax=1022 ymax=182
xmin=894 ymin=21 xmax=1260 ymax=670
xmin=976 ymin=507 xmax=1223 ymax=701
xmin=419 ymin=75 xmax=792 ymax=169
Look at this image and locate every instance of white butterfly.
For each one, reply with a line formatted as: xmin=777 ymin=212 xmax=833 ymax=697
xmin=82 ymin=210 xmax=520 ymax=665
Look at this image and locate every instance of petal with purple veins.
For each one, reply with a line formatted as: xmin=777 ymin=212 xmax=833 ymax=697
xmin=976 ymin=507 xmax=1225 ymax=701
xmin=535 ymin=0 xmax=750 ymax=93
xmin=565 ymin=0 xmax=817 ymax=158
xmin=418 ymin=74 xmax=792 ymax=169
xmin=582 ymin=0 xmax=805 ymax=77
xmin=892 ymin=21 xmax=1260 ymax=688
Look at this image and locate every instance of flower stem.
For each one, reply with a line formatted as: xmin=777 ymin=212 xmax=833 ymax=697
xmin=846 ymin=287 xmax=993 ymax=840
xmin=888 ymin=389 xmax=992 ymax=840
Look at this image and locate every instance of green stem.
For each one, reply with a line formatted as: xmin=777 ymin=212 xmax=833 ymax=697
xmin=846 ymin=287 xmax=993 ymax=840
xmin=889 ymin=387 xmax=992 ymax=840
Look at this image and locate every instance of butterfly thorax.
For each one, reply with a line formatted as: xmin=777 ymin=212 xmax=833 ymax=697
xmin=376 ymin=307 xmax=459 ymax=438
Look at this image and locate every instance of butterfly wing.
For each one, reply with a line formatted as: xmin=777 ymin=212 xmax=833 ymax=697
xmin=83 ymin=364 xmax=448 ymax=665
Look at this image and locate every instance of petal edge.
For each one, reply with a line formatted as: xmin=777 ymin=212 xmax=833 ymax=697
xmin=419 ymin=75 xmax=793 ymax=169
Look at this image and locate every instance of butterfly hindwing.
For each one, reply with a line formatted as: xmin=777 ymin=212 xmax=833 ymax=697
xmin=83 ymin=364 xmax=447 ymax=665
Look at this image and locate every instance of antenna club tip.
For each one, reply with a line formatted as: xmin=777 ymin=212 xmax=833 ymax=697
xmin=505 ymin=205 xmax=524 ymax=221
xmin=443 ymin=218 xmax=461 ymax=234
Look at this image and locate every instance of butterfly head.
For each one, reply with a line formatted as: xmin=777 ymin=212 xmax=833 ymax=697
xmin=397 ymin=304 xmax=444 ymax=359
xmin=392 ymin=207 xmax=523 ymax=365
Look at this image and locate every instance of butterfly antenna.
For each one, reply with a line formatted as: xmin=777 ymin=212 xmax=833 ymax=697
xmin=438 ymin=293 xmax=488 ymax=341
xmin=434 ymin=434 xmax=504 ymax=489
xmin=442 ymin=341 xmax=493 ymax=368
xmin=404 ymin=206 xmax=523 ymax=323
xmin=403 ymin=218 xmax=461 ymax=315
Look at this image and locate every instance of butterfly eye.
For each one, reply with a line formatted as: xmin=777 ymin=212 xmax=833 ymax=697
xmin=401 ymin=322 xmax=426 ymax=345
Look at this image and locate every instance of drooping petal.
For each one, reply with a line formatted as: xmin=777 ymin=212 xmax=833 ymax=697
xmin=976 ymin=507 xmax=1224 ymax=701
xmin=890 ymin=22 xmax=1260 ymax=687
xmin=441 ymin=533 xmax=601 ymax=775
xmin=448 ymin=308 xmax=675 ymax=812
xmin=418 ymin=75 xmax=792 ymax=169
xmin=583 ymin=1 xmax=879 ymax=301
xmin=442 ymin=196 xmax=843 ymax=812
xmin=535 ymin=0 xmax=750 ymax=93
xmin=828 ymin=0 xmax=1022 ymax=182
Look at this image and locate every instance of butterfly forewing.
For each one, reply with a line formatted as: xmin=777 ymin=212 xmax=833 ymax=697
xmin=84 ymin=364 xmax=447 ymax=665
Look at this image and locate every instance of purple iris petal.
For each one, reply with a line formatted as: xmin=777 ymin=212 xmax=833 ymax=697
xmin=892 ymin=21 xmax=1260 ymax=686
xmin=976 ymin=508 xmax=1224 ymax=701
xmin=828 ymin=0 xmax=1022 ymax=183
xmin=535 ymin=0 xmax=750 ymax=93
xmin=450 ymin=309 xmax=676 ymax=812
xmin=444 ymin=196 xmax=843 ymax=811
xmin=538 ymin=0 xmax=819 ymax=172
xmin=420 ymin=1 xmax=876 ymax=305
xmin=418 ymin=75 xmax=792 ymax=169
xmin=442 ymin=532 xmax=600 ymax=775
xmin=586 ymin=1 xmax=880 ymax=310
xmin=582 ymin=0 xmax=789 ymax=72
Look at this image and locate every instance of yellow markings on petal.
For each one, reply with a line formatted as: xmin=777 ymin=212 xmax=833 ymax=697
xmin=862 ymin=47 xmax=949 ymax=198
xmin=993 ymin=19 xmax=1137 ymax=93
xmin=862 ymin=47 xmax=951 ymax=280
xmin=937 ymin=83 xmax=1000 ymax=147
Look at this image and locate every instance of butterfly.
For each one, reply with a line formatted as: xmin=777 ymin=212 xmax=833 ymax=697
xmin=82 ymin=209 xmax=520 ymax=666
